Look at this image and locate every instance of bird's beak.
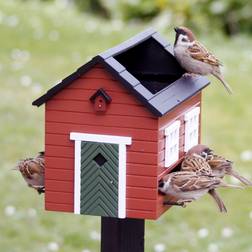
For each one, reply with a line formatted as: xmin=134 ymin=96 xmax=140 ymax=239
xmin=158 ymin=180 xmax=164 ymax=188
xmin=174 ymin=27 xmax=179 ymax=33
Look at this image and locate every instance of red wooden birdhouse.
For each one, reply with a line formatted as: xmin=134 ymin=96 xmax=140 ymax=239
xmin=33 ymin=28 xmax=209 ymax=220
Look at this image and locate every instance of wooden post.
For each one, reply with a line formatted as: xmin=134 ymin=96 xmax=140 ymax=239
xmin=101 ymin=217 xmax=145 ymax=252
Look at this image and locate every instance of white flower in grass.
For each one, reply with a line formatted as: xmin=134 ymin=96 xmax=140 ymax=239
xmin=4 ymin=205 xmax=16 ymax=216
xmin=32 ymin=83 xmax=42 ymax=94
xmin=20 ymin=75 xmax=32 ymax=87
xmin=240 ymin=150 xmax=252 ymax=161
xmin=210 ymin=1 xmax=226 ymax=14
xmin=111 ymin=19 xmax=123 ymax=31
xmin=221 ymin=227 xmax=233 ymax=238
xmin=249 ymin=211 xmax=252 ymax=219
xmin=27 ymin=208 xmax=37 ymax=218
xmin=197 ymin=228 xmax=209 ymax=238
xmin=82 ymin=249 xmax=91 ymax=252
xmin=154 ymin=243 xmax=166 ymax=252
xmin=5 ymin=15 xmax=19 ymax=27
xmin=90 ymin=230 xmax=100 ymax=241
xmin=208 ymin=243 xmax=219 ymax=252
xmin=47 ymin=242 xmax=59 ymax=251
xmin=11 ymin=49 xmax=30 ymax=62
xmin=84 ymin=20 xmax=98 ymax=33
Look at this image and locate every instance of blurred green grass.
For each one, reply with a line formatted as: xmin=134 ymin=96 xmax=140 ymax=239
xmin=0 ymin=1 xmax=252 ymax=252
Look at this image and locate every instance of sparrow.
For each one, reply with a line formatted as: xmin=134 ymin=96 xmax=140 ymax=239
xmin=187 ymin=144 xmax=252 ymax=186
xmin=15 ymin=151 xmax=45 ymax=194
xmin=173 ymin=26 xmax=233 ymax=94
xmin=159 ymin=171 xmax=241 ymax=208
xmin=181 ymin=153 xmax=227 ymax=212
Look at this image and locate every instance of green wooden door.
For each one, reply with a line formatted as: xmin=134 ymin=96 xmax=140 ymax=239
xmin=80 ymin=141 xmax=119 ymax=217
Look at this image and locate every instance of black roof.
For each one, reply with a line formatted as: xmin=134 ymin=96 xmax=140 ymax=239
xmin=32 ymin=28 xmax=210 ymax=117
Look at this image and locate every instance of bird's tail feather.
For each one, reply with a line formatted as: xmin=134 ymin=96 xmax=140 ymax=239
xmin=219 ymin=181 xmax=244 ymax=189
xmin=208 ymin=189 xmax=227 ymax=213
xmin=229 ymin=170 xmax=252 ymax=186
xmin=212 ymin=72 xmax=233 ymax=94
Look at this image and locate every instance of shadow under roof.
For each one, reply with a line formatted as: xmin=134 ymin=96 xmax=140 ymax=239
xmin=32 ymin=28 xmax=210 ymax=117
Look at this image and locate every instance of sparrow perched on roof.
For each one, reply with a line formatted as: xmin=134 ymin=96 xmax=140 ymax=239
xmin=159 ymin=171 xmax=240 ymax=208
xmin=181 ymin=153 xmax=227 ymax=212
xmin=15 ymin=151 xmax=45 ymax=194
xmin=188 ymin=144 xmax=252 ymax=186
xmin=173 ymin=26 xmax=233 ymax=94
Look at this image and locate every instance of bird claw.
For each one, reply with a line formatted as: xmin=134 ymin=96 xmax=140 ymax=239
xmin=163 ymin=199 xmax=192 ymax=208
xmin=182 ymin=73 xmax=197 ymax=78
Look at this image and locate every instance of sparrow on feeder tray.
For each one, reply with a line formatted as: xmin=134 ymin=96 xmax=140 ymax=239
xmin=158 ymin=171 xmax=241 ymax=208
xmin=173 ymin=26 xmax=233 ymax=94
xmin=15 ymin=151 xmax=45 ymax=194
xmin=188 ymin=144 xmax=252 ymax=186
xmin=181 ymin=152 xmax=227 ymax=212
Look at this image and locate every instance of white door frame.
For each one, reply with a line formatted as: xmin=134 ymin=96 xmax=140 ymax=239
xmin=70 ymin=132 xmax=132 ymax=219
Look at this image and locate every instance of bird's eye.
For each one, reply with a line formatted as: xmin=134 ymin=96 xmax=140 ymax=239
xmin=182 ymin=38 xmax=188 ymax=42
xmin=159 ymin=181 xmax=164 ymax=188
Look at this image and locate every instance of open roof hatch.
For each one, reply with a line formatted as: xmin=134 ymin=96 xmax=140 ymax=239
xmin=115 ymin=38 xmax=185 ymax=94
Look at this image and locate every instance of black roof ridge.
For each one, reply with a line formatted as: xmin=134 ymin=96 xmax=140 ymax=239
xmin=32 ymin=28 xmax=210 ymax=116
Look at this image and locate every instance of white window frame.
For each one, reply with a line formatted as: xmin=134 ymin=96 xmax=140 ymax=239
xmin=70 ymin=132 xmax=132 ymax=219
xmin=164 ymin=120 xmax=181 ymax=167
xmin=184 ymin=107 xmax=200 ymax=152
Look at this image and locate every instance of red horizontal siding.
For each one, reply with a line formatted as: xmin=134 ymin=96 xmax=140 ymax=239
xmin=127 ymin=163 xmax=157 ymax=176
xmin=45 ymin=180 xmax=73 ymax=192
xmin=67 ymin=78 xmax=125 ymax=92
xmin=127 ymin=175 xmax=157 ymax=188
xmin=45 ymin=202 xmax=73 ymax=212
xmin=46 ymin=161 xmax=157 ymax=177
xmin=46 ymin=145 xmax=74 ymax=158
xmin=46 ymin=191 xmax=73 ymax=204
xmin=46 ymin=122 xmax=158 ymax=142
xmin=45 ymin=133 xmax=157 ymax=154
xmin=126 ymin=198 xmax=157 ymax=211
xmin=80 ymin=66 xmax=116 ymax=80
xmin=46 ymin=168 xmax=74 ymax=181
xmin=46 ymin=111 xmax=157 ymax=130
xmin=53 ymin=89 xmax=140 ymax=105
xmin=127 ymin=187 xmax=157 ymax=200
xmin=45 ymin=144 xmax=157 ymax=165
xmin=127 ymin=210 xmax=156 ymax=219
xmin=47 ymin=99 xmax=154 ymax=119
xmin=46 ymin=157 xmax=74 ymax=169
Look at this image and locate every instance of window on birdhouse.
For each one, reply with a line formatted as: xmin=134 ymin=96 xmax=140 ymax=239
xmin=184 ymin=107 xmax=200 ymax=152
xmin=164 ymin=120 xmax=181 ymax=167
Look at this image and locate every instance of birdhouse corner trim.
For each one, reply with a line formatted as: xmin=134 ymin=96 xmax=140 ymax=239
xmin=70 ymin=132 xmax=132 ymax=219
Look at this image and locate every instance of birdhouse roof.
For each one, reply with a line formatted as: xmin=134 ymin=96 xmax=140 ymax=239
xmin=32 ymin=28 xmax=209 ymax=116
